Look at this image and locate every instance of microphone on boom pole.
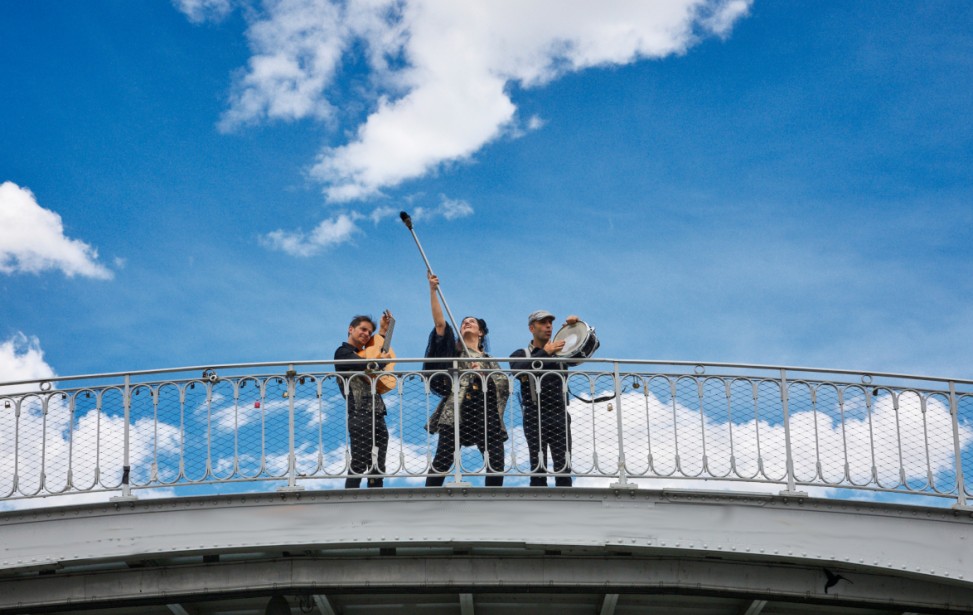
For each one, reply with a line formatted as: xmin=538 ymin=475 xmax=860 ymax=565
xmin=399 ymin=210 xmax=472 ymax=357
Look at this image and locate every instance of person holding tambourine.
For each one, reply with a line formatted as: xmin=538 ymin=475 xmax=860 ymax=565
xmin=422 ymin=272 xmax=509 ymax=487
xmin=509 ymin=310 xmax=582 ymax=487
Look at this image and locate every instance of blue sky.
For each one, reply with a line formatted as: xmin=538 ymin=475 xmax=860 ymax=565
xmin=2 ymin=0 xmax=972 ymax=383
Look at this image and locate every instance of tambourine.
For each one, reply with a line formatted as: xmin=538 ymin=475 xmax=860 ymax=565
xmin=552 ymin=320 xmax=600 ymax=360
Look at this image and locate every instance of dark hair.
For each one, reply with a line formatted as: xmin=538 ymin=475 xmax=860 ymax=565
xmin=460 ymin=315 xmax=489 ymax=352
xmin=348 ymin=315 xmax=376 ymax=331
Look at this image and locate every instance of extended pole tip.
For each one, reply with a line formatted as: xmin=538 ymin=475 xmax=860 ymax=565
xmin=399 ymin=211 xmax=413 ymax=230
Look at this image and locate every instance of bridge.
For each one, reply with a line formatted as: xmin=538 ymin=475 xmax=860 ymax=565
xmin=2 ymin=359 xmax=972 ymax=614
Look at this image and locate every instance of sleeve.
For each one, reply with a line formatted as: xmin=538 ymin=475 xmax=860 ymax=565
xmin=334 ymin=344 xmax=369 ymax=372
xmin=423 ymin=324 xmax=456 ymax=371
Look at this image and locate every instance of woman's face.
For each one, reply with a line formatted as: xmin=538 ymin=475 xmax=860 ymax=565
xmin=460 ymin=317 xmax=482 ymax=337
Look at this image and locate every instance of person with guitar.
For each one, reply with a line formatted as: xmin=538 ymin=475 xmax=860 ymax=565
xmin=334 ymin=312 xmax=393 ymax=489
xmin=423 ymin=272 xmax=509 ymax=487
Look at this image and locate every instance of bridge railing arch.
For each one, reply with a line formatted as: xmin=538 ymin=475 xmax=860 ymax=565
xmin=1 ymin=358 xmax=971 ymax=508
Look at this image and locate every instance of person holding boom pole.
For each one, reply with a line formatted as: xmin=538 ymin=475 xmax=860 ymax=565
xmin=398 ymin=211 xmax=509 ymax=487
xmin=422 ymin=271 xmax=509 ymax=486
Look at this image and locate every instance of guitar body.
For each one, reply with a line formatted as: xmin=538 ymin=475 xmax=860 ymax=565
xmin=357 ymin=325 xmax=397 ymax=395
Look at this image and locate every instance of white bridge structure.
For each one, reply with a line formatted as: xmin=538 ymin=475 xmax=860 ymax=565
xmin=2 ymin=358 xmax=972 ymax=614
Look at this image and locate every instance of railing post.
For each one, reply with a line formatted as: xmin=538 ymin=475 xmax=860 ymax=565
xmin=949 ymin=381 xmax=970 ymax=510
xmin=278 ymin=366 xmax=303 ymax=492
xmin=111 ymin=374 xmax=136 ymax=501
xmin=610 ymin=362 xmax=634 ymax=489
xmin=778 ymin=368 xmax=807 ymax=498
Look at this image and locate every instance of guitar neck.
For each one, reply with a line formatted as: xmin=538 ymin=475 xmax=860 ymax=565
xmin=381 ymin=317 xmax=395 ymax=353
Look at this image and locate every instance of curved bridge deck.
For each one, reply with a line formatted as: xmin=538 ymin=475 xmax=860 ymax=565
xmin=1 ymin=488 xmax=972 ymax=614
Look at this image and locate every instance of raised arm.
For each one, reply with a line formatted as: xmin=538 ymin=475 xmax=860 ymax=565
xmin=428 ymin=271 xmax=446 ymax=336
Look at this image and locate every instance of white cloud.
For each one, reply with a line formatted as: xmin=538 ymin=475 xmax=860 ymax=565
xmin=0 ymin=389 xmax=181 ymax=504
xmin=412 ymin=195 xmax=473 ymax=222
xmin=0 ymin=181 xmax=113 ymax=279
xmin=172 ymin=0 xmax=234 ymax=24
xmin=0 ymin=333 xmax=57 ymax=394
xmin=259 ymin=195 xmax=470 ymax=256
xmin=563 ymin=380 xmax=971 ymax=496
xmin=367 ymin=205 xmax=398 ymax=225
xmin=205 ymin=0 xmax=752 ymax=201
xmin=260 ymin=211 xmax=361 ymax=256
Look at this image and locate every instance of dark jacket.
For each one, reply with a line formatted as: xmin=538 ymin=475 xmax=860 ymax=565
xmin=334 ymin=342 xmax=387 ymax=416
xmin=509 ymin=345 xmax=572 ymax=413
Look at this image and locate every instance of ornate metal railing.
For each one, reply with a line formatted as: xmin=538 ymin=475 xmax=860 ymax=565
xmin=1 ymin=359 xmax=971 ymax=507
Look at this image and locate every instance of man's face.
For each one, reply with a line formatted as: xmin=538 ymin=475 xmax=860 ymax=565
xmin=530 ymin=317 xmax=555 ymax=343
xmin=348 ymin=321 xmax=375 ymax=348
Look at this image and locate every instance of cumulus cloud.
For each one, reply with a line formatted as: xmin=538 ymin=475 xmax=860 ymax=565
xmin=260 ymin=195 xmax=471 ymax=256
xmin=193 ymin=0 xmax=752 ymax=201
xmin=0 ymin=333 xmax=57 ymax=394
xmin=563 ymin=377 xmax=971 ymax=496
xmin=260 ymin=211 xmax=361 ymax=256
xmin=412 ymin=196 xmax=474 ymax=222
xmin=172 ymin=0 xmax=234 ymax=24
xmin=0 ymin=181 xmax=113 ymax=279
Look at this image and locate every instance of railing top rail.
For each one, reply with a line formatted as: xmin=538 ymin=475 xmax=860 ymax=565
xmin=2 ymin=357 xmax=971 ymax=390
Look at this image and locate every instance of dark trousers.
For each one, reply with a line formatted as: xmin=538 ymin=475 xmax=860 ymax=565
xmin=346 ymin=411 xmax=388 ymax=488
xmin=426 ymin=399 xmax=505 ymax=487
xmin=523 ymin=407 xmax=572 ymax=487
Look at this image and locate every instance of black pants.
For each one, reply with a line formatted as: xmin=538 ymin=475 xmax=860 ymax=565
xmin=346 ymin=410 xmax=388 ymax=488
xmin=523 ymin=406 xmax=572 ymax=487
xmin=426 ymin=397 xmax=505 ymax=487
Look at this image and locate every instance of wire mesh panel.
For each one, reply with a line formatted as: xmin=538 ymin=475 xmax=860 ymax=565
xmin=754 ymin=379 xmax=788 ymax=482
xmin=722 ymin=378 xmax=759 ymax=480
xmin=925 ymin=392 xmax=961 ymax=495
xmin=154 ymin=383 xmax=184 ymax=484
xmin=69 ymin=390 xmax=101 ymax=492
xmin=128 ymin=385 xmax=156 ymax=487
xmin=41 ymin=393 xmax=71 ymax=494
xmin=696 ymin=377 xmax=735 ymax=479
xmin=14 ymin=394 xmax=45 ymax=496
xmin=0 ymin=398 xmax=16 ymax=498
xmin=94 ymin=388 xmax=123 ymax=490
xmin=0 ymin=361 xmax=971 ymax=505
xmin=959 ymin=392 xmax=973 ymax=500
xmin=319 ymin=374 xmax=351 ymax=478
xmin=395 ymin=373 xmax=437 ymax=480
xmin=569 ymin=371 xmax=617 ymax=479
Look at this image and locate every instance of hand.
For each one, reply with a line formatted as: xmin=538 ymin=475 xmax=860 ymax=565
xmin=565 ymin=314 xmax=580 ymax=325
xmin=544 ymin=340 xmax=566 ymax=355
xmin=427 ymin=271 xmax=439 ymax=291
xmin=379 ymin=312 xmax=391 ymax=336
xmin=379 ymin=350 xmax=391 ymax=360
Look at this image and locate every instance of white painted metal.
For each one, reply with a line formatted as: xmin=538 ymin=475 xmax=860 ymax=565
xmin=2 ymin=359 xmax=971 ymax=508
xmin=742 ymin=600 xmax=767 ymax=615
xmin=599 ymin=593 xmax=619 ymax=615
xmin=0 ymin=488 xmax=970 ymax=612
xmin=312 ymin=594 xmax=336 ymax=615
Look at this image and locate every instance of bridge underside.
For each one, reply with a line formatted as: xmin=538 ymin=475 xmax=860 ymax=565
xmin=1 ymin=488 xmax=972 ymax=614
xmin=3 ymin=551 xmax=972 ymax=615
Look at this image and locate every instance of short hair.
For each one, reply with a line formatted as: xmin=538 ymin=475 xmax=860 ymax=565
xmin=348 ymin=315 xmax=376 ymax=331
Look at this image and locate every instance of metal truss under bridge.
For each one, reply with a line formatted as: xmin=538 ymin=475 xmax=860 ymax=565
xmin=1 ymin=358 xmax=972 ymax=614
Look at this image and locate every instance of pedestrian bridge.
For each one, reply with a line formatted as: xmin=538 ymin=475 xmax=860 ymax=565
xmin=2 ymin=359 xmax=972 ymax=614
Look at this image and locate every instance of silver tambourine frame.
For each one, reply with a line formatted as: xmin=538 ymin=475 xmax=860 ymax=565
xmin=552 ymin=320 xmax=600 ymax=360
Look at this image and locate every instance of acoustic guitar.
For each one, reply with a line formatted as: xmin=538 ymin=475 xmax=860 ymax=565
xmin=357 ymin=309 xmax=397 ymax=394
